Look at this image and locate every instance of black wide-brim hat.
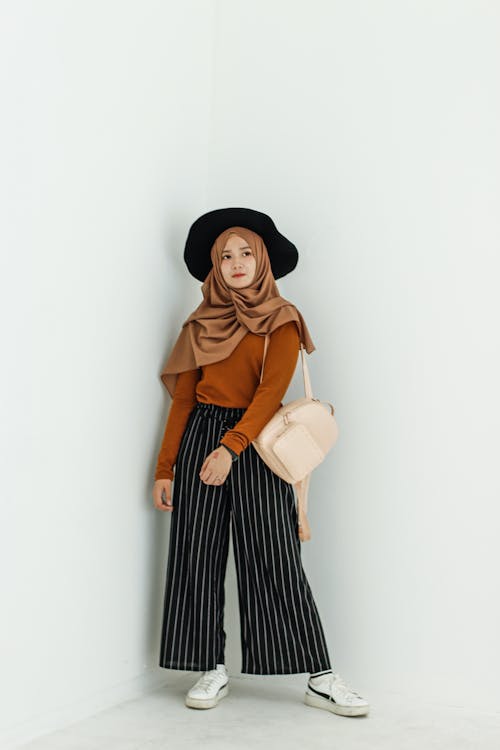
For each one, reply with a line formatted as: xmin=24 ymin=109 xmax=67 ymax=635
xmin=184 ymin=207 xmax=299 ymax=281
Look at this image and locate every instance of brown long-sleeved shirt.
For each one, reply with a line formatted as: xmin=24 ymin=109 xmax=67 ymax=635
xmin=154 ymin=320 xmax=300 ymax=481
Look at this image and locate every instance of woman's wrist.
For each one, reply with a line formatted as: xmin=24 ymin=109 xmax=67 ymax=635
xmin=220 ymin=443 xmax=239 ymax=462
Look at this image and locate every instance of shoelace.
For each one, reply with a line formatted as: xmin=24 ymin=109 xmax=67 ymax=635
xmin=332 ymin=674 xmax=365 ymax=702
xmin=313 ymin=672 xmax=364 ymax=703
xmin=196 ymin=670 xmax=227 ymax=690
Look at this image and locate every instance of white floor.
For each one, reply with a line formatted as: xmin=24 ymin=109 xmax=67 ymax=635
xmin=18 ymin=672 xmax=500 ymax=750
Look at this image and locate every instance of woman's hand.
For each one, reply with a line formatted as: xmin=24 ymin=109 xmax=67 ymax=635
xmin=199 ymin=446 xmax=232 ymax=485
xmin=153 ymin=478 xmax=174 ymax=512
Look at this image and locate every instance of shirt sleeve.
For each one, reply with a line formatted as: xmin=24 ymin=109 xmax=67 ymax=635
xmin=154 ymin=367 xmax=201 ymax=481
xmin=219 ymin=320 xmax=300 ymax=456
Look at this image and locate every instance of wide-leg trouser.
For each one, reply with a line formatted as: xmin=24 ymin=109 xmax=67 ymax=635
xmin=158 ymin=401 xmax=333 ymax=675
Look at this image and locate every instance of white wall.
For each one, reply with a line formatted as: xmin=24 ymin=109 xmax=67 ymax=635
xmin=1 ymin=0 xmax=499 ymax=746
xmin=0 ymin=1 xmax=216 ymax=746
xmin=209 ymin=0 xmax=500 ymax=710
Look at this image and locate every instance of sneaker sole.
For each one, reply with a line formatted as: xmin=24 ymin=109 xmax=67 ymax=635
xmin=304 ymin=690 xmax=369 ymax=717
xmin=185 ymin=683 xmax=229 ymax=709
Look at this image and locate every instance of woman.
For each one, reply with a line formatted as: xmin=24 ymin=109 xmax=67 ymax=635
xmin=152 ymin=208 xmax=369 ymax=717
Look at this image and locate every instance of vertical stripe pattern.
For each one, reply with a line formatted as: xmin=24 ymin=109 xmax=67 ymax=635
xmin=159 ymin=401 xmax=332 ymax=674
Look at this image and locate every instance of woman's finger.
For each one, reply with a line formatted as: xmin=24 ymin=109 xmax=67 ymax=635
xmin=200 ymin=452 xmax=216 ymax=477
xmin=200 ymin=467 xmax=227 ymax=485
xmin=200 ymin=450 xmax=217 ymax=475
xmin=153 ymin=485 xmax=174 ymax=511
xmin=199 ymin=448 xmax=232 ymax=484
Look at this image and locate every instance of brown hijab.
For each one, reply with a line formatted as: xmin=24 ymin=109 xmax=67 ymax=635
xmin=160 ymin=226 xmax=315 ymax=398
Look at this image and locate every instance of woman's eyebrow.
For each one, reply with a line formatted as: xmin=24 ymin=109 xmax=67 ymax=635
xmin=222 ymin=245 xmax=251 ymax=252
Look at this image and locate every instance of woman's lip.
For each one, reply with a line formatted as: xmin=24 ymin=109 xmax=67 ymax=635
xmin=232 ymin=273 xmax=245 ymax=277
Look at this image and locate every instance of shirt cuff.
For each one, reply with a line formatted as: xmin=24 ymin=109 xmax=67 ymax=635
xmin=154 ymin=468 xmax=174 ymax=481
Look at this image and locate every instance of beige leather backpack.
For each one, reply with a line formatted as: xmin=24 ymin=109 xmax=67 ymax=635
xmin=252 ymin=335 xmax=339 ymax=542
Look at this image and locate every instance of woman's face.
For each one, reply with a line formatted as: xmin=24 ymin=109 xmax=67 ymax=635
xmin=220 ymin=234 xmax=257 ymax=288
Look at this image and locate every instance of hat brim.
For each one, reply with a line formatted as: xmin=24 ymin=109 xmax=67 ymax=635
xmin=183 ymin=207 xmax=299 ymax=281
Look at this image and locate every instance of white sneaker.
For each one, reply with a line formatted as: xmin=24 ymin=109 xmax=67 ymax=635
xmin=185 ymin=664 xmax=229 ymax=709
xmin=305 ymin=671 xmax=370 ymax=717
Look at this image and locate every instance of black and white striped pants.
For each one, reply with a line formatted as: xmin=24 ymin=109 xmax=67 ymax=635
xmin=158 ymin=401 xmax=332 ymax=675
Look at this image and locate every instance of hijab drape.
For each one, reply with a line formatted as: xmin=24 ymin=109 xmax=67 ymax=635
xmin=160 ymin=226 xmax=315 ymax=398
